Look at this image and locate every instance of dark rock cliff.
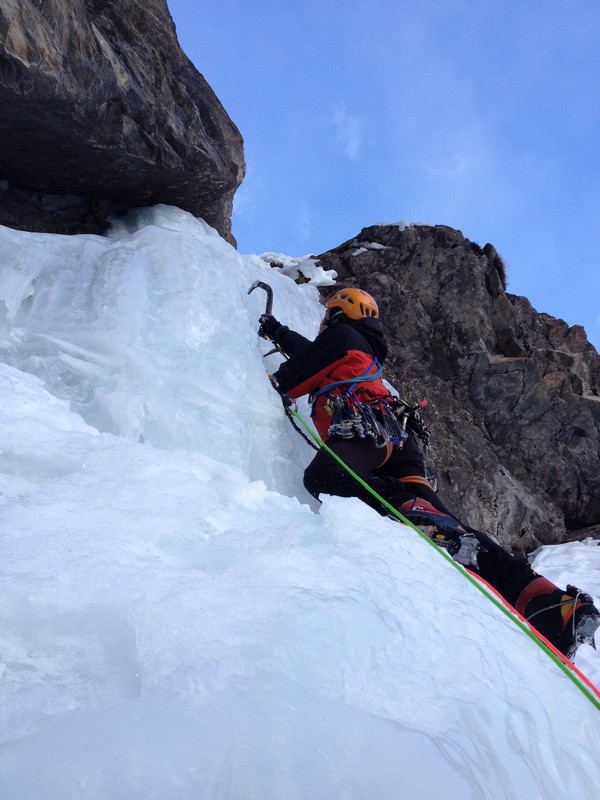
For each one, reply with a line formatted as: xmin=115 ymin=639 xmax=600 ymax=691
xmin=0 ymin=0 xmax=244 ymax=241
xmin=315 ymin=224 xmax=600 ymax=553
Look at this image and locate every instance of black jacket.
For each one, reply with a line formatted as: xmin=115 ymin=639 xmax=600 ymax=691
xmin=272 ymin=317 xmax=389 ymax=439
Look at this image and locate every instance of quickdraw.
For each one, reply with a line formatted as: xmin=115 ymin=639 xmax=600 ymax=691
xmin=326 ymin=392 xmax=408 ymax=449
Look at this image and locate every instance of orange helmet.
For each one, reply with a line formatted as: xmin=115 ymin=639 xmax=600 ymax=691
xmin=325 ymin=288 xmax=379 ymax=320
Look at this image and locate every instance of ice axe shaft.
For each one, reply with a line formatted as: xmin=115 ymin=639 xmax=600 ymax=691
xmin=247 ymin=280 xmax=273 ymax=316
xmin=247 ymin=280 xmax=289 ymax=360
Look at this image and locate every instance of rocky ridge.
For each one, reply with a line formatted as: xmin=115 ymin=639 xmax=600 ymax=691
xmin=315 ymin=224 xmax=600 ymax=553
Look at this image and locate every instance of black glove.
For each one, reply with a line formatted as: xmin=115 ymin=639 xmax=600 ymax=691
xmin=258 ymin=313 xmax=283 ymax=340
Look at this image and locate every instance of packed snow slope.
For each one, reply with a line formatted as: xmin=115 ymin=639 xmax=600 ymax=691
xmin=1 ymin=206 xmax=600 ymax=800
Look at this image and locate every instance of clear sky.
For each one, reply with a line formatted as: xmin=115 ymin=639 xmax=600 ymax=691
xmin=167 ymin=0 xmax=600 ymax=351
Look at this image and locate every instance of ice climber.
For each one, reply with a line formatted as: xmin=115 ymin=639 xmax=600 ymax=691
xmin=258 ymin=286 xmax=600 ymax=660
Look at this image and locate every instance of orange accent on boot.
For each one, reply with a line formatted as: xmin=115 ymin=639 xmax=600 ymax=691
xmin=559 ymin=595 xmax=585 ymax=630
xmin=514 ymin=577 xmax=557 ymax=617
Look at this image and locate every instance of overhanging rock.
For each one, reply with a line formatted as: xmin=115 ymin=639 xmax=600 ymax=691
xmin=0 ymin=0 xmax=245 ymax=242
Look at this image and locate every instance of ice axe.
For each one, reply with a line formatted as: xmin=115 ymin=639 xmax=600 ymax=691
xmin=247 ymin=280 xmax=273 ymax=317
xmin=247 ymin=280 xmax=287 ymax=358
xmin=247 ymin=280 xmax=305 ymax=437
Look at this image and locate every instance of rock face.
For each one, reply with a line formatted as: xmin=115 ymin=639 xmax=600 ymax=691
xmin=315 ymin=224 xmax=600 ymax=553
xmin=0 ymin=0 xmax=244 ymax=241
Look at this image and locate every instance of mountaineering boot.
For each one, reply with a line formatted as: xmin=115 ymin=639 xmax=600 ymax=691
xmin=559 ymin=585 xmax=600 ymax=660
xmin=397 ymin=499 xmax=482 ymax=569
xmin=516 ymin=577 xmax=600 ymax=659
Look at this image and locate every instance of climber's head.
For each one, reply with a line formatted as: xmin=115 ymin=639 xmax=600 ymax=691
xmin=324 ymin=288 xmax=379 ymax=325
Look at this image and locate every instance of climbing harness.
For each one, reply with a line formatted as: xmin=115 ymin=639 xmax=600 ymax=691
xmin=333 ymin=392 xmax=439 ymax=491
xmin=325 ymin=391 xmax=408 ymax=449
xmin=308 ymin=359 xmax=436 ymax=484
xmin=307 ymin=358 xmax=407 ymax=450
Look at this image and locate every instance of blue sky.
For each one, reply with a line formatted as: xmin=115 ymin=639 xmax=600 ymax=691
xmin=167 ymin=0 xmax=600 ymax=351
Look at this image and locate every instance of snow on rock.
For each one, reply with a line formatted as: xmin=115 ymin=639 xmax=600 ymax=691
xmin=245 ymin=251 xmax=337 ymax=286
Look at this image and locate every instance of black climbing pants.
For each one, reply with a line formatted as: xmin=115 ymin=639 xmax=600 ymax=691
xmin=303 ymin=434 xmax=541 ymax=608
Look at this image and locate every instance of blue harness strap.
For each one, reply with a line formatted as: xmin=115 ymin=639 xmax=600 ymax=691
xmin=309 ymin=359 xmax=382 ymax=417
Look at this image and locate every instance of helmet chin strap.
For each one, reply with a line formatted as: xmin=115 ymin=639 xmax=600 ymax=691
xmin=324 ymin=308 xmax=345 ymax=326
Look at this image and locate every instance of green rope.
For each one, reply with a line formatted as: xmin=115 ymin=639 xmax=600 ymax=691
xmin=290 ymin=408 xmax=600 ymax=711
